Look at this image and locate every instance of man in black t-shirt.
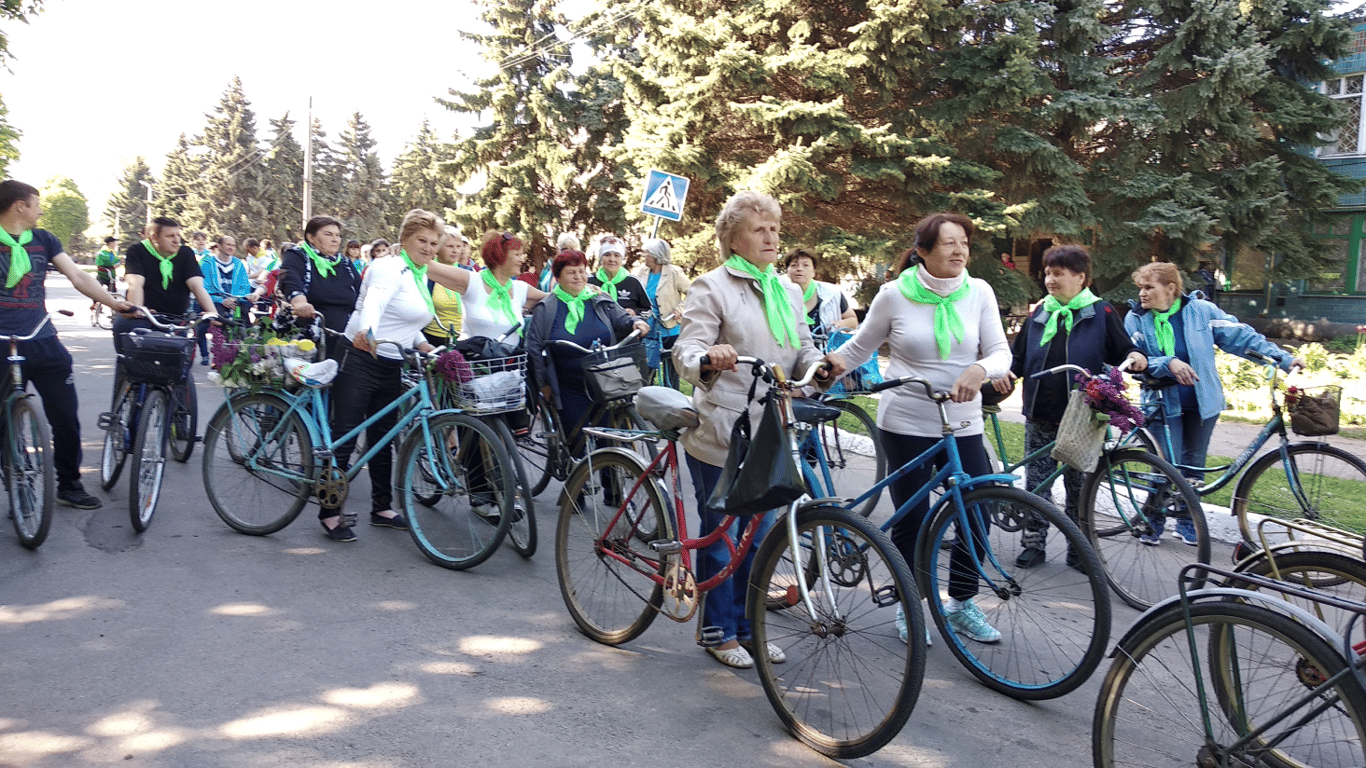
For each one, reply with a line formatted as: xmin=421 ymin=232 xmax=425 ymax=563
xmin=0 ymin=180 xmax=133 ymax=509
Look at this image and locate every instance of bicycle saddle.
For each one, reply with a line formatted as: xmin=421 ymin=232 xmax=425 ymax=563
xmin=636 ymin=386 xmax=698 ymax=432
xmin=791 ymin=397 xmax=841 ymax=425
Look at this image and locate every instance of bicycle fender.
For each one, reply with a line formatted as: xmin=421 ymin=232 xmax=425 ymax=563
xmin=960 ymin=473 xmax=1019 ymax=491
xmin=799 ymin=497 xmax=855 ymax=512
xmin=1110 ymin=587 xmax=1344 ymax=655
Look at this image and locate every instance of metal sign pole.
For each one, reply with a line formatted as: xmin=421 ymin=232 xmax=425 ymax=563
xmin=650 ymin=216 xmax=662 ymax=239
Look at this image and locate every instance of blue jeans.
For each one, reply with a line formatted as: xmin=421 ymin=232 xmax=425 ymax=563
xmin=686 ymin=452 xmax=776 ymax=646
xmin=1149 ymin=411 xmax=1219 ymax=484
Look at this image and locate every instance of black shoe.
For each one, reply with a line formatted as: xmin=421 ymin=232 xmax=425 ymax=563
xmin=1065 ymin=549 xmax=1084 ymax=572
xmin=370 ymin=512 xmax=409 ymax=530
xmin=322 ymin=521 xmax=357 ymax=542
xmin=1014 ymin=546 xmax=1046 ymax=569
xmin=57 ymin=483 xmax=101 ymax=510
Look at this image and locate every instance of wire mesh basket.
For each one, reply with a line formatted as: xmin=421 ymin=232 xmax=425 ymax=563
xmin=121 ymin=332 xmax=195 ymax=386
xmin=1286 ymin=385 xmax=1341 ymax=437
xmin=451 ymin=353 xmax=527 ymax=414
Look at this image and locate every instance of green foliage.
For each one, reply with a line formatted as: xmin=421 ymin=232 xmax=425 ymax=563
xmin=38 ymin=176 xmax=87 ymax=249
xmin=334 ymin=112 xmax=388 ymax=239
xmin=188 ymin=78 xmax=269 ymax=240
xmin=158 ymin=134 xmax=203 ymax=226
xmin=259 ymin=113 xmax=304 ymax=243
xmin=104 ymin=157 xmax=153 ymax=246
xmin=1217 ymin=347 xmax=1366 ymax=426
xmin=387 ymin=120 xmax=460 ymax=231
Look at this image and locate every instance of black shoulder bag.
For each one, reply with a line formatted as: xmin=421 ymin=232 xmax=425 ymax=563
xmin=704 ymin=375 xmax=806 ymax=517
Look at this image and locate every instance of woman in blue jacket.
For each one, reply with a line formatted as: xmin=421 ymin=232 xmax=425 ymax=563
xmin=1125 ymin=262 xmax=1304 ymax=545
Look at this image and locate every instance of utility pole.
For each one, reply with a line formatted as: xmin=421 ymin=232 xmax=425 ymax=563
xmin=302 ymin=96 xmax=313 ymax=227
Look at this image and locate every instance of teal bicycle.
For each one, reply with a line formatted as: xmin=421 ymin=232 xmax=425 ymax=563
xmin=1 ymin=311 xmax=71 ymax=548
xmin=202 ymin=335 xmax=517 ymax=571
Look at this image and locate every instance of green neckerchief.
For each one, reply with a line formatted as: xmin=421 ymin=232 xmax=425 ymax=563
xmin=595 ymin=267 xmax=627 ymax=300
xmin=1038 ymin=288 xmax=1102 ymax=347
xmin=481 ymin=269 xmax=519 ymax=328
xmin=553 ymin=284 xmax=599 ymax=333
xmin=897 ymin=265 xmax=970 ymax=359
xmin=0 ymin=230 xmax=32 ymax=289
xmin=724 ymin=254 xmax=800 ymax=348
xmin=801 ymin=281 xmax=817 ymax=325
xmin=141 ymin=238 xmax=175 ymax=289
xmin=399 ymin=249 xmax=435 ymax=316
xmin=1152 ymin=299 xmax=1182 ymax=357
xmin=300 ymin=241 xmax=337 ymax=278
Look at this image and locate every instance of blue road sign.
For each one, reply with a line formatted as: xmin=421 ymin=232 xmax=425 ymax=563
xmin=641 ymin=170 xmax=690 ymax=222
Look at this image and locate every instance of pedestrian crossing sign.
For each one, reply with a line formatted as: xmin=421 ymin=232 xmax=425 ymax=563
xmin=641 ymin=169 xmax=689 ymax=222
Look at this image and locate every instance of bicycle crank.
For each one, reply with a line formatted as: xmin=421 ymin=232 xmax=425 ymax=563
xmin=315 ymin=467 xmax=349 ymax=508
xmin=661 ymin=561 xmax=698 ymax=621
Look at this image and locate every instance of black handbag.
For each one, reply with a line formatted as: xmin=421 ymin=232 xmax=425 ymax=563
xmin=455 ymin=335 xmax=520 ymax=361
xmin=705 ymin=390 xmax=806 ymax=517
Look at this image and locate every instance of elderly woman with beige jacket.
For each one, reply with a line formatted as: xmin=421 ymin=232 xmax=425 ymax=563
xmin=675 ymin=191 xmax=827 ymax=670
xmin=633 ymin=238 xmax=690 ymax=387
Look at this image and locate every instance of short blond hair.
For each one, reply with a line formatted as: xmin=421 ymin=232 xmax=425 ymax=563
xmin=1132 ymin=261 xmax=1182 ymax=290
xmin=399 ymin=208 xmax=443 ymax=244
xmin=715 ymin=191 xmax=781 ymax=257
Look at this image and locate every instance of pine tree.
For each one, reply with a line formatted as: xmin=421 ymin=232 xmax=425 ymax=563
xmin=158 ymin=134 xmax=205 ymax=227
xmin=387 ymin=120 xmax=461 ymax=229
xmin=306 ymin=117 xmax=347 ymax=228
xmin=104 ymin=157 xmax=155 ymax=245
xmin=335 ymin=111 xmax=388 ymax=238
xmin=259 ymin=112 xmax=304 ymax=243
xmin=189 ymin=77 xmax=268 ymax=239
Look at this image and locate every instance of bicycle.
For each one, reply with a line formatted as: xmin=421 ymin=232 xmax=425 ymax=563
xmin=100 ymin=309 xmax=200 ymax=532
xmin=641 ymin=309 xmax=678 ymax=389
xmin=91 ymin=288 xmax=118 ymax=330
xmin=0 ymin=311 xmax=71 ymax=549
xmin=1092 ymin=562 xmax=1366 ymax=768
xmin=202 ymin=334 xmax=517 ymax=571
xmin=555 ymin=359 xmax=925 ymax=759
xmin=838 ymin=372 xmax=1112 ymax=699
xmin=982 ymin=362 xmax=1207 ymax=611
xmin=1132 ymin=350 xmax=1366 ymax=545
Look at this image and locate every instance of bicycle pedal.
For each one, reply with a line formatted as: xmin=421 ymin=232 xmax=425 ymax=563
xmin=648 ymin=540 xmax=683 ymax=554
xmin=697 ymin=625 xmax=725 ymax=648
xmin=97 ymin=412 xmax=115 ymax=430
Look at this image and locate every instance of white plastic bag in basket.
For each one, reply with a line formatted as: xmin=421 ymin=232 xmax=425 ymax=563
xmin=467 ymin=370 xmax=521 ymax=404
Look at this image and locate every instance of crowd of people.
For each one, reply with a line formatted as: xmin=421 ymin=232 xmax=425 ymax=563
xmin=0 ymin=176 xmax=1305 ymax=671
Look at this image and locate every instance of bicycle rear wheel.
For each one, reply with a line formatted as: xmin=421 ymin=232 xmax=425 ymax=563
xmin=399 ymin=413 xmax=512 ymax=570
xmin=7 ymin=395 xmax=53 ymax=549
xmin=100 ymin=384 xmax=134 ymax=491
xmin=1233 ymin=443 xmax=1366 ymax=544
xmin=748 ymin=505 xmax=924 ymax=759
xmin=489 ymin=416 xmax=536 ymax=558
xmin=202 ymin=392 xmax=314 ymax=535
xmin=169 ymin=374 xmax=198 ymax=463
xmin=129 ymin=388 xmax=168 ymax=532
xmin=556 ymin=449 xmax=668 ymax=645
xmin=919 ymin=485 xmax=1111 ymax=699
xmin=1094 ymin=600 xmax=1366 ymax=768
xmin=1081 ymin=448 xmax=1209 ymax=610
xmin=811 ymin=399 xmax=886 ymax=517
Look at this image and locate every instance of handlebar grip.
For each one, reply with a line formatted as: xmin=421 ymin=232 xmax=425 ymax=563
xmin=700 ymin=354 xmax=709 ymax=368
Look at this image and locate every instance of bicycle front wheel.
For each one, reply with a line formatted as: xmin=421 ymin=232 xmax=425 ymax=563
xmin=747 ymin=505 xmax=924 ymax=759
xmin=1081 ymin=448 xmax=1209 ymax=611
xmin=7 ymin=395 xmax=53 ymax=549
xmin=1233 ymin=443 xmax=1366 ymax=544
xmin=398 ymin=413 xmax=512 ymax=571
xmin=517 ymin=395 xmax=560 ymax=496
xmin=169 ymin=374 xmax=198 ymax=463
xmin=812 ymin=399 xmax=887 ymax=518
xmin=1094 ymin=600 xmax=1366 ymax=768
xmin=920 ymin=486 xmax=1111 ymax=699
xmin=202 ymin=392 xmax=313 ymax=535
xmin=556 ymin=449 xmax=668 ymax=645
xmin=489 ymin=416 xmax=536 ymax=558
xmin=1225 ymin=549 xmax=1366 ymax=647
xmin=129 ymin=388 xmax=169 ymax=532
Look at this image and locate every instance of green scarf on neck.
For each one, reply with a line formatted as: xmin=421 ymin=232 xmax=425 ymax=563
xmin=301 ymin=241 xmax=336 ymax=278
xmin=553 ymin=285 xmax=598 ymax=333
xmin=0 ymin=229 xmax=33 ymax=289
xmin=595 ymin=267 xmax=627 ymax=300
xmin=897 ymin=265 xmax=970 ymax=359
xmin=141 ymin=238 xmax=174 ymax=289
xmin=399 ymin=249 xmax=435 ymax=316
xmin=1038 ymin=288 xmax=1102 ymax=347
xmin=1152 ymin=299 xmax=1182 ymax=357
xmin=801 ymin=281 xmax=817 ymax=325
xmin=724 ymin=254 xmax=800 ymax=348
xmin=481 ymin=269 xmax=519 ymax=328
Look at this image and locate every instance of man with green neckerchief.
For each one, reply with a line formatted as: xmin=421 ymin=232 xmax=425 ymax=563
xmin=993 ymin=244 xmax=1146 ymax=568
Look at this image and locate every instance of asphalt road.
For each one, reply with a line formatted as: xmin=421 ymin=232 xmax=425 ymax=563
xmin=0 ymin=276 xmax=1359 ymax=768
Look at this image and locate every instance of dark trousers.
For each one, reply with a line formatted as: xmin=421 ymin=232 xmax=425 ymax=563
xmin=881 ymin=430 xmax=992 ymax=602
xmin=1023 ymin=419 xmax=1085 ymax=531
xmin=325 ymin=341 xmax=402 ymax=517
xmin=1 ymin=336 xmax=81 ymax=487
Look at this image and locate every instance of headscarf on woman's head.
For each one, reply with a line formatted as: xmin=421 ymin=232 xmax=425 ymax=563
xmin=642 ymin=238 xmax=671 ymax=266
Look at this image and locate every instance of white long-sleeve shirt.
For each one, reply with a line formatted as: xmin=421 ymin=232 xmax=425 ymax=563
xmin=836 ymin=274 xmax=1011 ymax=438
xmin=343 ymin=256 xmax=434 ymax=360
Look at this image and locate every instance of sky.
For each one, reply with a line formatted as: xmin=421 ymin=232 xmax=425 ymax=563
xmin=0 ymin=0 xmax=526 ymax=230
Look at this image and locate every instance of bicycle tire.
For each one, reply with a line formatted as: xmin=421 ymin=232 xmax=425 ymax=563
xmin=7 ymin=395 xmax=52 ymax=548
xmin=399 ymin=413 xmax=513 ymax=571
xmin=811 ymin=399 xmax=886 ymax=518
xmin=747 ymin=505 xmax=925 ymax=759
xmin=1233 ymin=443 xmax=1366 ymax=544
xmin=1094 ymin=600 xmax=1366 ymax=768
xmin=129 ymin=388 xmax=169 ymax=533
xmin=918 ymin=485 xmax=1111 ymax=700
xmin=100 ymin=383 xmax=134 ymax=491
xmin=518 ymin=393 xmax=561 ymax=496
xmin=1226 ymin=549 xmax=1366 ymax=645
xmin=202 ymin=392 xmax=313 ymax=535
xmin=169 ymin=374 xmax=198 ymax=463
xmin=555 ymin=449 xmax=669 ymax=645
xmin=1081 ymin=447 xmax=1209 ymax=611
xmin=490 ymin=416 xmax=537 ymax=558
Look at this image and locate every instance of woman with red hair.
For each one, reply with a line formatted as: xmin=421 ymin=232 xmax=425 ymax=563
xmin=459 ymin=231 xmax=545 ymax=340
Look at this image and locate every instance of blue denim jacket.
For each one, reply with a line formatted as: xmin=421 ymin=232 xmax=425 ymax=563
xmin=1124 ymin=296 xmax=1294 ymax=420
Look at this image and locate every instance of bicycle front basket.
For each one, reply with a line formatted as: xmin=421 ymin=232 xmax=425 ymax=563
xmin=121 ymin=332 xmax=195 ymax=386
xmin=583 ymin=342 xmax=648 ymax=402
xmin=1287 ymin=385 xmax=1341 ymax=437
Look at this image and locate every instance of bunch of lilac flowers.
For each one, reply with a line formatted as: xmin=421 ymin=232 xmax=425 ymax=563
xmin=1076 ymin=368 xmax=1145 ymax=435
xmin=431 ymin=349 xmax=474 ymax=384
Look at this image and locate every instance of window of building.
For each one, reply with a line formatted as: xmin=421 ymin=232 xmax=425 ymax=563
xmin=1307 ymin=214 xmax=1361 ymax=294
xmin=1321 ymin=75 xmax=1365 ymax=157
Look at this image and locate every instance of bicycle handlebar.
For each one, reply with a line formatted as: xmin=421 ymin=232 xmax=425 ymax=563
xmin=869 ymin=375 xmax=944 ymax=401
xmin=127 ymin=307 xmax=202 ymax=332
xmin=698 ymin=353 xmax=829 ymax=389
xmin=0 ymin=310 xmax=73 ymax=343
xmin=549 ymin=328 xmax=642 ymax=356
xmin=1029 ymin=357 xmax=1137 ymax=381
